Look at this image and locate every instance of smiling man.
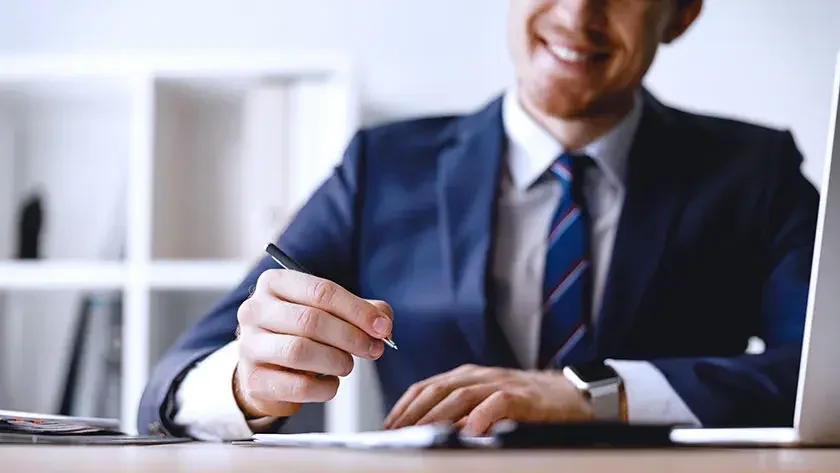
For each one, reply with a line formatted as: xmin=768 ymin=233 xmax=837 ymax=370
xmin=139 ymin=0 xmax=817 ymax=439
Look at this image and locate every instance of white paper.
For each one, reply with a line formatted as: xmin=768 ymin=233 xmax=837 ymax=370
xmin=252 ymin=424 xmax=454 ymax=449
xmin=252 ymin=424 xmax=499 ymax=449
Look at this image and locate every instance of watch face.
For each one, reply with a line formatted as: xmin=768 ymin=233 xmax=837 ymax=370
xmin=569 ymin=361 xmax=618 ymax=383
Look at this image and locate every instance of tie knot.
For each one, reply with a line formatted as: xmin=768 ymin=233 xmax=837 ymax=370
xmin=550 ymin=153 xmax=591 ymax=185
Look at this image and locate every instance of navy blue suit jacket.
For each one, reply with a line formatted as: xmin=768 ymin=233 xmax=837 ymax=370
xmin=138 ymin=90 xmax=818 ymax=435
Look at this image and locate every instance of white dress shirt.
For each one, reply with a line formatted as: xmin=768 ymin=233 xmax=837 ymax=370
xmin=172 ymin=90 xmax=701 ymax=441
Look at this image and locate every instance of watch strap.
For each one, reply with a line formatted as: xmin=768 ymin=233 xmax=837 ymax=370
xmin=587 ymin=379 xmax=622 ymax=421
xmin=562 ymin=363 xmax=624 ymax=422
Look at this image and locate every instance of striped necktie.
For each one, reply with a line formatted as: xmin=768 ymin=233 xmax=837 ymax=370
xmin=538 ymin=153 xmax=595 ymax=369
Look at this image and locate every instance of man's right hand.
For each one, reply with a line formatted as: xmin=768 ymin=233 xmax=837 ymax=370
xmin=233 ymin=269 xmax=394 ymax=419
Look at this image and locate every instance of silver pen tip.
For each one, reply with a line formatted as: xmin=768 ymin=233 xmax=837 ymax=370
xmin=383 ymin=338 xmax=398 ymax=350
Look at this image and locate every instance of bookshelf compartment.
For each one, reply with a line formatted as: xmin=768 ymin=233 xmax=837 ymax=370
xmin=0 ymin=289 xmax=123 ymax=419
xmin=151 ymin=74 xmax=355 ymax=262
xmin=0 ymin=53 xmax=364 ymax=434
xmin=0 ymin=77 xmax=132 ymax=262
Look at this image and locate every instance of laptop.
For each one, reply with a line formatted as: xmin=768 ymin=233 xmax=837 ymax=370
xmin=671 ymin=50 xmax=840 ymax=447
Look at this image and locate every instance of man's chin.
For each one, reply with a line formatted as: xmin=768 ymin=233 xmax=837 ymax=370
xmin=526 ymin=91 xmax=596 ymax=120
xmin=523 ymin=85 xmax=630 ymax=122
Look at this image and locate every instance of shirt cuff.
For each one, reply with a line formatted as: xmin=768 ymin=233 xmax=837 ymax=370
xmin=604 ymin=359 xmax=702 ymax=427
xmin=173 ymin=340 xmax=278 ymax=441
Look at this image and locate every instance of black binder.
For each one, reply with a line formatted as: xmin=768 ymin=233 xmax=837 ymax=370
xmin=483 ymin=421 xmax=676 ymax=448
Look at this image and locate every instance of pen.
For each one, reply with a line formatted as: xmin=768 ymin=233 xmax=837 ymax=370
xmin=265 ymin=242 xmax=398 ymax=350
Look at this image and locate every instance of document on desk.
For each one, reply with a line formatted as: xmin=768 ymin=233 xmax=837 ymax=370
xmin=251 ymin=424 xmax=494 ymax=449
xmin=0 ymin=410 xmax=120 ymax=430
xmin=0 ymin=410 xmax=192 ymax=445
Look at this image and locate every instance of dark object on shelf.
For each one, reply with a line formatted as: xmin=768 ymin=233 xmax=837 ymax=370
xmin=16 ymin=192 xmax=43 ymax=259
xmin=58 ymin=296 xmax=93 ymax=416
xmin=57 ymin=292 xmax=122 ymax=418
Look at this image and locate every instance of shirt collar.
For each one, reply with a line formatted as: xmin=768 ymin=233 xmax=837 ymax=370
xmin=501 ymin=88 xmax=643 ymax=190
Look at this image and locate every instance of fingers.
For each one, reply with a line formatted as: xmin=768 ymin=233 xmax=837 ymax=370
xmin=233 ymin=362 xmax=302 ymax=419
xmin=384 ymin=384 xmax=448 ymax=429
xmin=454 ymin=416 xmax=468 ymax=431
xmin=239 ymin=296 xmax=384 ymax=361
xmin=462 ymin=391 xmax=519 ymax=436
xmin=385 ymin=374 xmax=487 ymax=429
xmin=367 ymin=299 xmax=394 ymax=320
xmin=415 ymin=384 xmax=495 ymax=427
xmin=241 ymin=331 xmax=355 ymax=377
xmin=385 ymin=377 xmax=439 ymax=428
xmin=237 ymin=362 xmax=340 ymax=414
xmin=235 ymin=269 xmax=396 ymax=420
xmin=256 ymin=269 xmax=393 ymax=340
xmin=384 ymin=364 xmax=485 ymax=428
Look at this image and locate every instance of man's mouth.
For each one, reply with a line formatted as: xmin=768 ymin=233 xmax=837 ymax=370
xmin=544 ymin=41 xmax=610 ymax=66
xmin=548 ymin=44 xmax=589 ymax=63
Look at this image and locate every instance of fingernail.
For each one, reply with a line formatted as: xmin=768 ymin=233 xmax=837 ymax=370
xmin=373 ymin=316 xmax=391 ymax=336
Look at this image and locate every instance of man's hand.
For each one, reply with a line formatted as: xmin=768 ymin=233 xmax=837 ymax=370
xmin=233 ymin=269 xmax=394 ymax=421
xmin=383 ymin=364 xmax=594 ymax=436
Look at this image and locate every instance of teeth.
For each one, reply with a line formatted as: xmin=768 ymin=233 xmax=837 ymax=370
xmin=549 ymin=45 xmax=588 ymax=63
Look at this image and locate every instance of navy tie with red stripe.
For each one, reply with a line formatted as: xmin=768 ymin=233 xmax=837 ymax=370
xmin=538 ymin=153 xmax=594 ymax=369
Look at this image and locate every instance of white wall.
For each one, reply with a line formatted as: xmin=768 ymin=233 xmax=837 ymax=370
xmin=0 ymin=0 xmax=837 ymax=419
xmin=0 ymin=0 xmax=837 ymax=172
xmin=0 ymin=0 xmax=513 ymax=124
xmin=646 ymin=0 xmax=840 ymax=185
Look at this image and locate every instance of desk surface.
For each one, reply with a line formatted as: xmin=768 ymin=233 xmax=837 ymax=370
xmin=1 ymin=443 xmax=840 ymax=472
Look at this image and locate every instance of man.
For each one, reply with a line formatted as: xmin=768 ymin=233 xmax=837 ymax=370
xmin=139 ymin=0 xmax=818 ymax=440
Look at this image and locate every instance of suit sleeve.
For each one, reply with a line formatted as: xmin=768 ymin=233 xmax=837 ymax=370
xmin=650 ymin=131 xmax=818 ymax=427
xmin=136 ymin=131 xmax=368 ymax=436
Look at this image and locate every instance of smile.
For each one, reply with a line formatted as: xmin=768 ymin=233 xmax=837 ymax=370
xmin=548 ymin=44 xmax=589 ymax=63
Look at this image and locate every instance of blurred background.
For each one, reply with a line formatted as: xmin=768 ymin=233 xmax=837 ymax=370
xmin=0 ymin=0 xmax=837 ymax=435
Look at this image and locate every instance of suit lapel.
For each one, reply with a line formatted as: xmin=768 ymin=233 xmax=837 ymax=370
xmin=437 ymin=96 xmax=518 ymax=367
xmin=595 ymin=92 xmax=693 ymax=356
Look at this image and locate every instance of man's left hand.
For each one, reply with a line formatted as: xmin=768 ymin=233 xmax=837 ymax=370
xmin=383 ymin=364 xmax=594 ymax=436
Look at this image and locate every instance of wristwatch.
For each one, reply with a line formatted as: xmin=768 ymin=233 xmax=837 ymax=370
xmin=562 ymin=361 xmax=624 ymax=421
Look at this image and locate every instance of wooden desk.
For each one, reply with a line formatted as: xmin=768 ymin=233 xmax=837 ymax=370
xmin=1 ymin=443 xmax=840 ymax=472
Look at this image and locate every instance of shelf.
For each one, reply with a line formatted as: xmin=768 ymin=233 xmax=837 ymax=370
xmin=0 ymin=261 xmax=126 ymax=289
xmin=0 ymin=52 xmax=364 ymax=435
xmin=0 ymin=260 xmax=252 ymax=290
xmin=148 ymin=260 xmax=251 ymax=290
xmin=0 ymin=76 xmax=131 ymax=261
xmin=0 ymin=52 xmax=354 ymax=80
xmin=1 ymin=287 xmax=123 ymax=419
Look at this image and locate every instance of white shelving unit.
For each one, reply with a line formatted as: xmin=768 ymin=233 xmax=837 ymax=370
xmin=0 ymin=52 xmax=364 ymax=434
